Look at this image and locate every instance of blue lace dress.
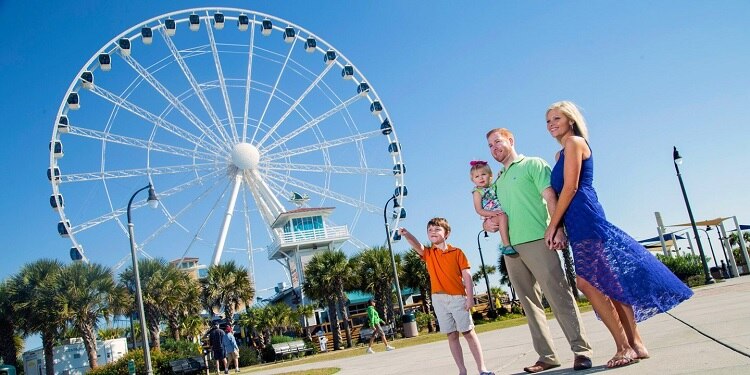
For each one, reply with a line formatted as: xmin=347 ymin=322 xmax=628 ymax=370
xmin=551 ymin=148 xmax=693 ymax=322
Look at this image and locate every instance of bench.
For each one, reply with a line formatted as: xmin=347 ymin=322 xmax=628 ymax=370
xmin=169 ymin=356 xmax=207 ymax=375
xmin=271 ymin=340 xmax=309 ymax=361
xmin=358 ymin=324 xmax=395 ymax=344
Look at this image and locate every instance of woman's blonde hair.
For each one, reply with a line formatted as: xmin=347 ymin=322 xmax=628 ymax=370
xmin=547 ymin=101 xmax=589 ymax=142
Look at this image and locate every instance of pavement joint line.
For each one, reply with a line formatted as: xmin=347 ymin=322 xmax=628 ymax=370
xmin=666 ymin=311 xmax=750 ymax=359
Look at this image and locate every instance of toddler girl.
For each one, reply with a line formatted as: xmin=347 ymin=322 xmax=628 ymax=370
xmin=470 ymin=160 xmax=516 ymax=255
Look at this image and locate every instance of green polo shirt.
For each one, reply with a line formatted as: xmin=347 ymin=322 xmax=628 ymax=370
xmin=492 ymin=155 xmax=551 ymax=246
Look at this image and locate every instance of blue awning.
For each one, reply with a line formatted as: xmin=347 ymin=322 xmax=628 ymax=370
xmin=638 ymin=232 xmax=686 ymax=244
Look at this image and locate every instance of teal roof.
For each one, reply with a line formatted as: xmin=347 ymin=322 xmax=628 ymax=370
xmin=346 ymin=287 xmax=418 ymax=305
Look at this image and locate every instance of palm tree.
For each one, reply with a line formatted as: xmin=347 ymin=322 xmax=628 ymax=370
xmin=181 ymin=315 xmax=206 ymax=344
xmin=201 ymin=261 xmax=255 ymax=325
xmin=97 ymin=327 xmax=126 ymax=340
xmin=350 ymin=247 xmax=397 ymax=323
xmin=0 ymin=281 xmax=19 ymax=369
xmin=303 ymin=250 xmax=348 ymax=350
xmin=497 ymin=255 xmax=516 ymax=301
xmin=8 ymin=259 xmax=65 ymax=375
xmin=55 ymin=262 xmax=121 ymax=370
xmin=400 ymin=250 xmax=435 ymax=332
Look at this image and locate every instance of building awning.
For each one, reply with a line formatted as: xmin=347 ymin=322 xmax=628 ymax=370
xmin=638 ymin=232 xmax=685 ymax=244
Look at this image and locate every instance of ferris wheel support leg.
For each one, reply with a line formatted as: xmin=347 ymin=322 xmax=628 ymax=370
xmin=212 ymin=173 xmax=244 ymax=265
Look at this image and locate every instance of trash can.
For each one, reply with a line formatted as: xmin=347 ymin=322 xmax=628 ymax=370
xmin=0 ymin=365 xmax=17 ymax=375
xmin=402 ymin=313 xmax=418 ymax=338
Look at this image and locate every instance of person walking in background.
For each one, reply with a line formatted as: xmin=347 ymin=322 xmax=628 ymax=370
xmin=544 ymin=101 xmax=693 ymax=368
xmin=223 ymin=325 xmax=240 ymax=373
xmin=400 ymin=218 xmax=495 ymax=375
xmin=469 ymin=160 xmax=516 ymax=255
xmin=484 ymin=128 xmax=592 ymax=373
xmin=207 ymin=322 xmax=228 ymax=375
xmin=365 ymin=299 xmax=395 ymax=353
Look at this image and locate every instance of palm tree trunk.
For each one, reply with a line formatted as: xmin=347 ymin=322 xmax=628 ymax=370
xmin=327 ymin=298 xmax=341 ymax=350
xmin=0 ymin=322 xmax=18 ymax=369
xmin=79 ymin=324 xmax=99 ymax=369
xmin=419 ymin=287 xmax=435 ymax=333
xmin=42 ymin=331 xmax=55 ymax=375
xmin=336 ymin=286 xmax=352 ymax=348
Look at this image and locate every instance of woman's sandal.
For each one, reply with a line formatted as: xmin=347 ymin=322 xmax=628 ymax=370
xmin=606 ymin=355 xmax=640 ymax=368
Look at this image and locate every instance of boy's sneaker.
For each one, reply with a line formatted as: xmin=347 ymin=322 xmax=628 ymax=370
xmin=386 ymin=345 xmax=395 ymax=351
xmin=366 ymin=347 xmax=375 ymax=354
xmin=500 ymin=245 xmax=517 ymax=256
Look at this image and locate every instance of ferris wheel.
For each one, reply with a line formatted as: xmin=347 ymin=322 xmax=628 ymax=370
xmin=48 ymin=8 xmax=407 ymax=273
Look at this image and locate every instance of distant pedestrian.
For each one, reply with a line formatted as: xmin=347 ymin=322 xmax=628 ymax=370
xmin=400 ymin=218 xmax=495 ymax=375
xmin=207 ymin=323 xmax=228 ymax=374
xmin=544 ymin=101 xmax=693 ymax=368
xmin=223 ymin=325 xmax=240 ymax=373
xmin=365 ymin=299 xmax=395 ymax=353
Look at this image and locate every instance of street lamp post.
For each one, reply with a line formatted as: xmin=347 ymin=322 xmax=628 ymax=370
xmin=127 ymin=184 xmax=159 ymax=375
xmin=672 ymin=147 xmax=714 ymax=284
xmin=383 ymin=195 xmax=405 ymax=321
xmin=711 ymin=226 xmax=734 ymax=278
xmin=476 ymin=230 xmax=496 ymax=318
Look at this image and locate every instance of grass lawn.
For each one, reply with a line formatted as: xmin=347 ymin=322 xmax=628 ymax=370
xmin=244 ymin=302 xmax=593 ymax=373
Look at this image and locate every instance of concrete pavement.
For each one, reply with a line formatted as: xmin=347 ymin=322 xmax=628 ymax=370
xmin=250 ymin=276 xmax=750 ymax=374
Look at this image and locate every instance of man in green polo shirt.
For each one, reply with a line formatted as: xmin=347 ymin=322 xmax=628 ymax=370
xmin=484 ymin=128 xmax=592 ymax=374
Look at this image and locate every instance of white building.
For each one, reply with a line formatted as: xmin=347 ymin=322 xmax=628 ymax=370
xmin=23 ymin=338 xmax=127 ymax=375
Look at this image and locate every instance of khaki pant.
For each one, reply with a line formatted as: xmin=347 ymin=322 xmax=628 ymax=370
xmin=506 ymin=239 xmax=592 ymax=364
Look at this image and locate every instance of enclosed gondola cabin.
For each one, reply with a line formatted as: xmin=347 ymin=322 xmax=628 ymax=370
xmin=369 ymin=100 xmax=382 ymax=116
xmin=283 ymin=26 xmax=295 ymax=43
xmin=393 ymin=163 xmax=406 ymax=175
xmin=98 ymin=53 xmax=111 ymax=71
xmin=189 ymin=14 xmax=200 ymax=31
xmin=237 ymin=14 xmax=249 ymax=31
xmin=165 ymin=18 xmax=176 ymax=36
xmin=67 ymin=92 xmax=79 ymax=110
xmin=57 ymin=115 xmax=70 ymax=134
xmin=323 ymin=49 xmax=337 ymax=65
xmin=118 ymin=38 xmax=131 ymax=56
xmin=380 ymin=118 xmax=392 ymax=135
xmin=141 ymin=27 xmax=153 ymax=44
xmin=214 ymin=12 xmax=225 ymax=29
xmin=57 ymin=220 xmax=71 ymax=237
xmin=395 ymin=185 xmax=408 ymax=197
xmin=80 ymin=71 xmax=94 ymax=89
xmin=304 ymin=37 xmax=316 ymax=52
xmin=357 ymin=82 xmax=370 ymax=96
xmin=393 ymin=207 xmax=407 ymax=220
xmin=341 ymin=65 xmax=354 ymax=80
xmin=50 ymin=140 xmax=64 ymax=158
xmin=388 ymin=142 xmax=400 ymax=155
xmin=70 ymin=246 xmax=84 ymax=261
xmin=47 ymin=167 xmax=61 ymax=183
xmin=261 ymin=18 xmax=273 ymax=36
xmin=50 ymin=194 xmax=64 ymax=211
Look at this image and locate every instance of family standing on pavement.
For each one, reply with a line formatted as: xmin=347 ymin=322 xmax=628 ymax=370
xmin=398 ymin=101 xmax=692 ymax=374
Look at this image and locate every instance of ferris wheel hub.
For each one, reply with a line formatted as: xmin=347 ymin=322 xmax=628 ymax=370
xmin=231 ymin=142 xmax=260 ymax=170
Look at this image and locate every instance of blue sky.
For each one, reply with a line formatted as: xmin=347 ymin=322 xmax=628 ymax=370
xmin=2 ymin=0 xmax=749 ymax=341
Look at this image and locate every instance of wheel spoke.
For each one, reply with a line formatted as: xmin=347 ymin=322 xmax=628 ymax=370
xmin=68 ymin=126 xmax=220 ymax=161
xmin=263 ymin=129 xmax=380 ymax=161
xmin=69 ymin=168 xmax=224 ymax=234
xmin=256 ymin=62 xmax=336 ymax=146
xmin=89 ymin=85 xmax=226 ymax=155
xmin=158 ymin=22 xmax=234 ymax=147
xmin=61 ymin=163 xmax=220 ymax=183
xmin=242 ymin=15 xmax=257 ymax=142
xmin=250 ymin=31 xmax=299 ymax=144
xmin=120 ymin=54 xmax=226 ymax=151
xmin=264 ymin=169 xmax=379 ymax=213
xmin=204 ymin=12 xmax=239 ymax=142
xmin=263 ymin=162 xmax=390 ymax=175
xmin=259 ymin=94 xmax=363 ymax=153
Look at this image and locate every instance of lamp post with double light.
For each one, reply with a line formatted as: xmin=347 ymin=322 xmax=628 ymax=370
xmin=127 ymin=184 xmax=159 ymax=375
xmin=476 ymin=230 xmax=496 ymax=318
xmin=673 ymin=147 xmax=714 ymax=284
xmin=383 ymin=195 xmax=405 ymax=320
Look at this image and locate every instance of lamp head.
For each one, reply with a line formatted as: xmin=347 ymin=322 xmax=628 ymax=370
xmin=705 ymin=226 xmax=712 ymax=231
xmin=483 ymin=231 xmax=489 ymax=238
xmin=673 ymin=146 xmax=683 ymax=165
xmin=147 ymin=185 xmax=159 ymax=209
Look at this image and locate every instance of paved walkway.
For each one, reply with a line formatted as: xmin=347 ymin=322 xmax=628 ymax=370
xmin=250 ymin=276 xmax=750 ymax=374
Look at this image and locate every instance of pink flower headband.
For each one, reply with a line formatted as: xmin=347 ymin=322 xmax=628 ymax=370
xmin=469 ymin=160 xmax=488 ymax=166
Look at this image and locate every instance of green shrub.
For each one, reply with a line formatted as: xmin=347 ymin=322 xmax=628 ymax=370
xmin=161 ymin=339 xmax=202 ymax=357
xmin=686 ymin=275 xmax=705 ymax=287
xmin=656 ymin=254 xmax=703 ymax=282
xmin=88 ymin=348 xmax=183 ymax=375
xmin=414 ymin=311 xmax=433 ymax=332
xmin=238 ymin=346 xmax=261 ymax=367
xmin=270 ymin=335 xmax=294 ymax=344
